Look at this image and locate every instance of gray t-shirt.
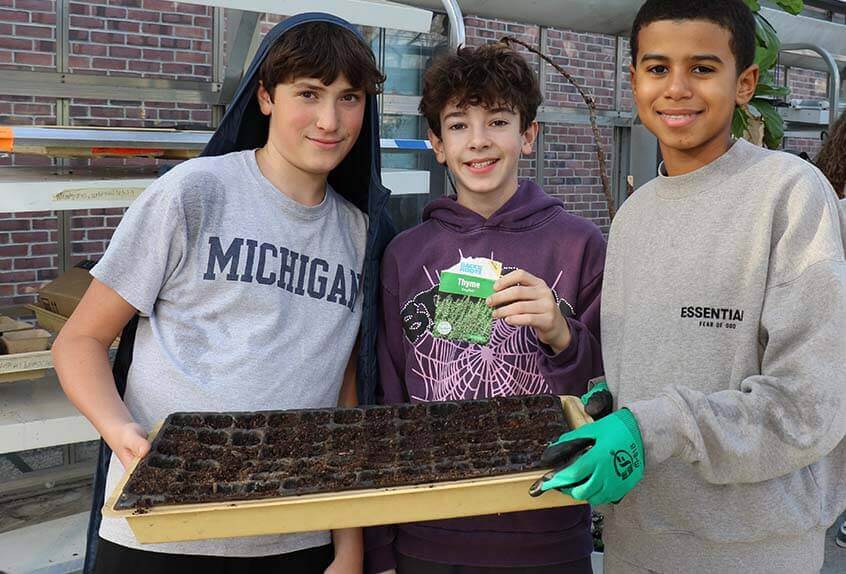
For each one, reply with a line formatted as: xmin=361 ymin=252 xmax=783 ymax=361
xmin=92 ymin=149 xmax=368 ymax=556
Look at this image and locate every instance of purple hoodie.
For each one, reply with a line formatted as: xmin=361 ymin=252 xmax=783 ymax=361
xmin=365 ymin=180 xmax=605 ymax=572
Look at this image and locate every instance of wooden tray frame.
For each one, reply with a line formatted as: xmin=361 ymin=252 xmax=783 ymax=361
xmin=103 ymin=395 xmax=593 ymax=544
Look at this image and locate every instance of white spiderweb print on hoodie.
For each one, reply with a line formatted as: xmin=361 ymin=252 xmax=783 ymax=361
xmin=400 ymin=251 xmax=572 ymax=402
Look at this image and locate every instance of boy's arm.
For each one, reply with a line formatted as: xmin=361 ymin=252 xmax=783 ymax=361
xmin=631 ymin=188 xmax=846 ymax=484
xmin=52 ymin=279 xmax=150 ymax=469
xmin=55 ymin=175 xmax=185 ymax=467
xmin=329 ymin=344 xmax=364 ymax=574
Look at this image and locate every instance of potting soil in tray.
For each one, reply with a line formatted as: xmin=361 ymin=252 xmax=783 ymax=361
xmin=115 ymin=394 xmax=569 ymax=511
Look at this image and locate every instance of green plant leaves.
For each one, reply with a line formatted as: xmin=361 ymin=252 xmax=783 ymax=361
xmin=752 ymin=99 xmax=785 ymax=149
xmin=775 ymin=0 xmax=804 ymax=15
xmin=732 ymin=107 xmax=750 ymax=139
xmin=747 ymin=0 xmax=803 ymax=16
xmin=754 ymin=15 xmax=781 ymax=70
xmin=755 ymin=83 xmax=790 ymax=98
xmin=740 ymin=1 xmax=804 ymax=148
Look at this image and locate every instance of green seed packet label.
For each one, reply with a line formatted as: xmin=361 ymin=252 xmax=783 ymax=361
xmin=433 ymin=257 xmax=502 ymax=345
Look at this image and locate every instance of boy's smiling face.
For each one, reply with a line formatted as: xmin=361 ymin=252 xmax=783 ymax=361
xmin=258 ymin=74 xmax=365 ymax=179
xmin=631 ymin=19 xmax=758 ymax=175
xmin=430 ymin=102 xmax=538 ymax=217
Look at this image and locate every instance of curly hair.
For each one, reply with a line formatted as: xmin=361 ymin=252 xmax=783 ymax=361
xmin=816 ymin=113 xmax=846 ymax=199
xmin=419 ymin=43 xmax=542 ymax=138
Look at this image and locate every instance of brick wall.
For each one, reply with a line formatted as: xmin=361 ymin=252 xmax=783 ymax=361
xmin=781 ymin=67 xmax=831 ymax=160
xmin=0 ymin=0 xmax=214 ymax=305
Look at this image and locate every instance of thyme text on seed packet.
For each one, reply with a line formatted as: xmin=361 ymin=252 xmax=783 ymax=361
xmin=433 ymin=257 xmax=503 ymax=345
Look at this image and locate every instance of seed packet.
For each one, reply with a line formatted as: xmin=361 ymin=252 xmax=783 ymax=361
xmin=433 ymin=257 xmax=502 ymax=345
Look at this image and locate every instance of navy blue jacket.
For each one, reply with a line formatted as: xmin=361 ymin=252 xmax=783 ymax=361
xmin=84 ymin=14 xmax=394 ymax=570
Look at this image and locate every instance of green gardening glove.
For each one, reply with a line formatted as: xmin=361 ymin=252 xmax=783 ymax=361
xmin=529 ymin=409 xmax=644 ymax=505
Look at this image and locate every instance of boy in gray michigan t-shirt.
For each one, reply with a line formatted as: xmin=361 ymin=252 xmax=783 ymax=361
xmin=53 ymin=14 xmax=394 ymax=574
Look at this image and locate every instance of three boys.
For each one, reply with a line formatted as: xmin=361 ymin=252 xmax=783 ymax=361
xmin=55 ymin=1 xmax=846 ymax=572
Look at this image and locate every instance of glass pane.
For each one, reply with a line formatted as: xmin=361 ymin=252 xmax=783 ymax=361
xmin=382 ymin=114 xmax=424 ymax=169
xmin=379 ymin=19 xmax=448 ymax=233
xmin=74 ymin=441 xmax=101 ymax=463
xmin=382 ymin=25 xmax=448 ymax=96
xmin=361 ymin=26 xmax=380 ymax=64
xmin=381 ymin=114 xmax=447 ymax=232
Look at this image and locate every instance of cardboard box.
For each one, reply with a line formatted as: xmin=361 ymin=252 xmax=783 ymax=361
xmin=0 ymin=316 xmax=34 ymax=334
xmin=36 ymin=260 xmax=96 ymax=318
xmin=0 ymin=329 xmax=51 ymax=354
xmin=26 ymin=304 xmax=68 ymax=333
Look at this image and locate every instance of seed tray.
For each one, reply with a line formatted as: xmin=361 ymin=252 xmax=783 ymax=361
xmin=104 ymin=394 xmax=592 ymax=543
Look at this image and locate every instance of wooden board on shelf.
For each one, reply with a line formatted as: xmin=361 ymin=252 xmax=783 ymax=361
xmin=0 ymin=350 xmax=53 ymax=384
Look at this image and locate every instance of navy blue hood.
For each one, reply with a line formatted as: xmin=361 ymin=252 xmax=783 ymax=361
xmin=202 ymin=12 xmax=385 ymax=215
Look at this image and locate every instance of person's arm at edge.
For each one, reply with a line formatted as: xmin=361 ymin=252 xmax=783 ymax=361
xmin=328 ymin=339 xmax=364 ymax=574
xmin=52 ymin=278 xmax=150 ymax=469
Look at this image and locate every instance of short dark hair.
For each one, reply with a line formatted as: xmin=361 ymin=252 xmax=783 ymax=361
xmin=420 ymin=43 xmax=542 ymax=138
xmin=630 ymin=0 xmax=756 ymax=74
xmin=259 ymin=22 xmax=385 ymax=98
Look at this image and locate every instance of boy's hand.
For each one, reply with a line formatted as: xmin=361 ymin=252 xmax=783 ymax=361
xmin=105 ymin=422 xmax=151 ymax=469
xmin=487 ymin=269 xmax=571 ymax=353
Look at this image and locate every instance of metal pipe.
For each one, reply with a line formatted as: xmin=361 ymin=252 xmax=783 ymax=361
xmin=440 ymin=0 xmax=466 ymax=49
xmin=781 ymin=43 xmax=841 ymax=130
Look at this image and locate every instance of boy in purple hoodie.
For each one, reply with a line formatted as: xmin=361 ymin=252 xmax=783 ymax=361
xmin=365 ymin=44 xmax=605 ymax=574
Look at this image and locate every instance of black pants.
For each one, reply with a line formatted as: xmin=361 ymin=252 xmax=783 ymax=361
xmin=397 ymin=553 xmax=593 ymax=574
xmin=92 ymin=538 xmax=334 ymax=574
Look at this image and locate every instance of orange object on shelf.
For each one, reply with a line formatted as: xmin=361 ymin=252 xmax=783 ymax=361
xmin=0 ymin=127 xmax=13 ymax=153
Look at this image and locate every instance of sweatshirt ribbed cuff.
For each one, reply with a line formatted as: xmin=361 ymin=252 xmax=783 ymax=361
xmin=627 ymin=395 xmax=686 ymax=469
xmin=538 ymin=317 xmax=581 ymax=366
